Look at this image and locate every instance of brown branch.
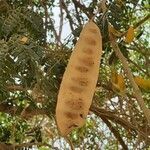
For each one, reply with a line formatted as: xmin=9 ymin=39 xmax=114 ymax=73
xmin=58 ymin=0 xmax=64 ymax=43
xmin=90 ymin=105 xmax=136 ymax=132
xmin=91 ymin=105 xmax=150 ymax=143
xmin=109 ymin=13 xmax=150 ymax=38
xmin=101 ymin=116 xmax=128 ymax=150
xmin=109 ymin=33 xmax=150 ymax=124
xmin=132 ymin=41 xmax=150 ymax=55
xmin=72 ymin=0 xmax=82 ymax=26
xmin=61 ymin=0 xmax=74 ymax=32
xmin=127 ymin=46 xmax=146 ymax=55
xmin=1 ymin=101 xmax=149 ymax=144
xmin=72 ymin=0 xmax=92 ymax=18
xmin=64 ymin=136 xmax=74 ymax=150
xmin=49 ymin=17 xmax=62 ymax=44
xmin=6 ymin=85 xmax=25 ymax=91
xmin=122 ymin=14 xmax=150 ymax=37
xmin=127 ymin=58 xmax=149 ymax=76
xmin=0 ymin=102 xmax=17 ymax=115
xmin=0 ymin=142 xmax=51 ymax=149
xmin=134 ymin=14 xmax=150 ymax=29
xmin=15 ymin=142 xmax=51 ymax=149
xmin=0 ymin=102 xmax=46 ymax=119
xmin=40 ymin=0 xmax=61 ymax=44
xmin=40 ymin=0 xmax=48 ymax=45
xmin=0 ymin=101 xmax=137 ymax=133
xmin=0 ymin=143 xmax=14 ymax=150
xmin=19 ymin=106 xmax=47 ymax=119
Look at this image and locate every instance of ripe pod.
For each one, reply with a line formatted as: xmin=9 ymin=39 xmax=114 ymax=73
xmin=56 ymin=21 xmax=102 ymax=136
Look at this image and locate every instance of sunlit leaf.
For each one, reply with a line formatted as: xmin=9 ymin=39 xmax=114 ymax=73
xmin=20 ymin=36 xmax=28 ymax=44
xmin=125 ymin=26 xmax=135 ymax=43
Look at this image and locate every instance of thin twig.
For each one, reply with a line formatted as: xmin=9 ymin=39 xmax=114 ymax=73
xmin=61 ymin=0 xmax=74 ymax=32
xmin=58 ymin=0 xmax=64 ymax=44
xmin=49 ymin=17 xmax=62 ymax=45
xmin=110 ymin=13 xmax=150 ymax=38
xmin=91 ymin=105 xmax=150 ymax=143
xmin=40 ymin=0 xmax=48 ymax=45
xmin=6 ymin=85 xmax=25 ymax=91
xmin=40 ymin=0 xmax=62 ymax=45
xmin=72 ymin=0 xmax=82 ymax=26
xmin=122 ymin=14 xmax=150 ymax=37
xmin=109 ymin=33 xmax=150 ymax=124
xmin=91 ymin=105 xmax=136 ymax=131
xmin=101 ymin=116 xmax=128 ymax=150
xmin=64 ymin=136 xmax=74 ymax=150
xmin=0 ymin=102 xmax=47 ymax=118
xmin=15 ymin=142 xmax=51 ymax=149
xmin=72 ymin=0 xmax=91 ymax=18
xmin=134 ymin=14 xmax=150 ymax=29
xmin=127 ymin=58 xmax=148 ymax=76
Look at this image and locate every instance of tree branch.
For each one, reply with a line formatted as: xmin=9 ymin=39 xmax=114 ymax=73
xmin=109 ymin=33 xmax=150 ymax=124
xmin=1 ymin=102 xmax=149 ymax=143
xmin=0 ymin=102 xmax=46 ymax=119
xmin=15 ymin=142 xmax=51 ymax=149
xmin=72 ymin=0 xmax=82 ymax=26
xmin=91 ymin=105 xmax=150 ymax=143
xmin=58 ymin=0 xmax=64 ymax=43
xmin=91 ymin=105 xmax=136 ymax=132
xmin=40 ymin=0 xmax=48 ymax=45
xmin=134 ymin=14 xmax=150 ymax=29
xmin=6 ymin=85 xmax=25 ymax=91
xmin=72 ymin=0 xmax=92 ymax=18
xmin=127 ymin=58 xmax=149 ymax=76
xmin=101 ymin=116 xmax=128 ymax=150
xmin=49 ymin=17 xmax=62 ymax=45
xmin=61 ymin=0 xmax=74 ymax=32
xmin=0 ymin=143 xmax=14 ymax=150
xmin=0 ymin=142 xmax=51 ymax=150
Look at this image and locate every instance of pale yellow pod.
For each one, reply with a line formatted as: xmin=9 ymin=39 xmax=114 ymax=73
xmin=56 ymin=21 xmax=102 ymax=136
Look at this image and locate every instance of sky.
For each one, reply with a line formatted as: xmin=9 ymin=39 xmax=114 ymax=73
xmin=52 ymin=1 xmax=72 ymax=43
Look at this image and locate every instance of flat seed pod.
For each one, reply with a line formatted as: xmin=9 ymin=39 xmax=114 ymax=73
xmin=56 ymin=21 xmax=102 ymax=136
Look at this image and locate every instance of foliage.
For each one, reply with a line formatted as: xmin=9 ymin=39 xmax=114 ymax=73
xmin=0 ymin=0 xmax=150 ymax=149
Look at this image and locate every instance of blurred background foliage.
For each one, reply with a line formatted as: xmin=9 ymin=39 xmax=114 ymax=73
xmin=0 ymin=0 xmax=150 ymax=149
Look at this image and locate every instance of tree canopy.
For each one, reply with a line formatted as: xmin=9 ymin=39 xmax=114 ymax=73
xmin=0 ymin=0 xmax=150 ymax=149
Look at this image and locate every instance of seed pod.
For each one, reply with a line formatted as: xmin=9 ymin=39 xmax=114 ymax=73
xmin=56 ymin=21 xmax=102 ymax=136
xmin=134 ymin=76 xmax=150 ymax=91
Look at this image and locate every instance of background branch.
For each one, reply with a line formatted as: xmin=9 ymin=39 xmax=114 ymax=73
xmin=134 ymin=14 xmax=150 ymax=29
xmin=0 ymin=102 xmax=47 ymax=118
xmin=15 ymin=142 xmax=51 ymax=149
xmin=91 ymin=105 xmax=150 ymax=143
xmin=109 ymin=33 xmax=150 ymax=124
xmin=61 ymin=0 xmax=74 ymax=32
xmin=58 ymin=0 xmax=64 ymax=44
xmin=101 ymin=116 xmax=128 ymax=150
xmin=72 ymin=0 xmax=91 ymax=18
